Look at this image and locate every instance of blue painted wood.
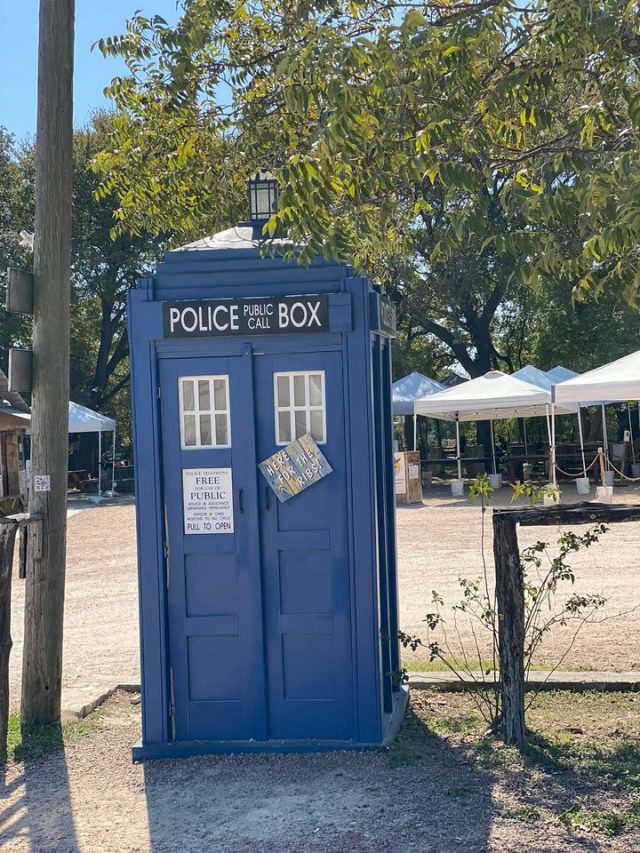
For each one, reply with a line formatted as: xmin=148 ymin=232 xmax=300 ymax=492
xmin=158 ymin=353 xmax=262 ymax=741
xmin=254 ymin=348 xmax=354 ymax=740
xmin=128 ymin=235 xmax=400 ymax=757
xmin=127 ymin=289 xmax=170 ymax=746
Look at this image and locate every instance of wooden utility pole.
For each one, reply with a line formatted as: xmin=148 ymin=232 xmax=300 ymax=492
xmin=21 ymin=0 xmax=74 ymax=725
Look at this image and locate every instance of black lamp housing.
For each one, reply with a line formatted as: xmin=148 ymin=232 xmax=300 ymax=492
xmin=248 ymin=169 xmax=279 ymax=222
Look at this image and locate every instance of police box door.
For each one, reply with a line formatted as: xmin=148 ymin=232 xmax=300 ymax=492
xmin=254 ymin=349 xmax=354 ymax=741
xmin=159 ymin=353 xmax=262 ymax=742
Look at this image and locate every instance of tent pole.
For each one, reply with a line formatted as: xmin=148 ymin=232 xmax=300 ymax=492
xmin=551 ymin=403 xmax=557 ymax=486
xmin=413 ymin=413 xmax=417 ymax=452
xmin=111 ymin=429 xmax=116 ymax=494
xmin=601 ymin=404 xmax=609 ymax=468
xmin=577 ymin=409 xmax=587 ymax=478
xmin=98 ymin=429 xmax=102 ymax=495
xmin=627 ymin=403 xmax=635 ymax=464
xmin=490 ymin=419 xmax=497 ymax=475
xmin=523 ymin=419 xmax=528 ymax=456
xmin=455 ymin=416 xmax=462 ymax=482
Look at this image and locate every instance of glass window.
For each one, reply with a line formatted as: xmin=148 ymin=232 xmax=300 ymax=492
xmin=179 ymin=375 xmax=230 ymax=449
xmin=273 ymin=371 xmax=326 ymax=445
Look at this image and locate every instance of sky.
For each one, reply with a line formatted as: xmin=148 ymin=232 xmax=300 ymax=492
xmin=0 ymin=0 xmax=182 ymax=142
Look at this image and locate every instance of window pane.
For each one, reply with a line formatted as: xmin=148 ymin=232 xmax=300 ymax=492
xmin=199 ymin=415 xmax=212 ymax=445
xmin=293 ymin=375 xmax=306 ymax=406
xmin=276 ymin=375 xmax=290 ymax=407
xmin=309 ymin=374 xmax=323 ymax=406
xmin=278 ymin=412 xmax=291 ymax=443
xmin=215 ymin=414 xmax=228 ymax=446
xmin=310 ymin=410 xmax=324 ymax=442
xmin=294 ymin=410 xmax=307 ymax=438
xmin=182 ymin=380 xmax=195 ymax=411
xmin=183 ymin=414 xmax=196 ymax=447
xmin=198 ymin=380 xmax=210 ymax=411
xmin=213 ymin=379 xmax=227 ymax=411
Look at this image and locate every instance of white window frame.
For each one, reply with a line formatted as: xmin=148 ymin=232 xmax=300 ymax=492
xmin=179 ymin=374 xmax=231 ymax=450
xmin=273 ymin=370 xmax=327 ymax=446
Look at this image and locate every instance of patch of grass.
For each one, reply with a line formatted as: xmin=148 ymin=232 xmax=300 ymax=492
xmin=429 ymin=710 xmax=484 ymax=737
xmin=503 ymin=805 xmax=542 ymax=824
xmin=3 ymin=703 xmax=108 ymax=765
xmin=560 ymin=808 xmax=626 ymax=837
xmin=403 ymin=657 xmax=591 ymax=673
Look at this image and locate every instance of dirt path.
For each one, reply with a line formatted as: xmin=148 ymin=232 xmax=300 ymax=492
xmin=9 ymin=501 xmax=139 ymax=714
xmin=9 ymin=484 xmax=640 ymax=715
xmin=2 ymin=689 xmax=638 ymax=853
xmin=397 ymin=485 xmax=640 ymax=671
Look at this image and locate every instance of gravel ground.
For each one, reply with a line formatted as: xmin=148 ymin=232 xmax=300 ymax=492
xmin=8 ymin=500 xmax=140 ymax=713
xmin=398 ymin=484 xmax=640 ymax=671
xmin=9 ymin=484 xmax=640 ymax=714
xmin=2 ymin=689 xmax=639 ymax=853
xmin=4 ymin=487 xmax=640 ymax=852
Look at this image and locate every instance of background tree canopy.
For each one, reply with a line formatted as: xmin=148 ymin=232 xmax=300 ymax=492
xmin=93 ymin=0 xmax=640 ymax=389
xmin=0 ymin=114 xmax=164 ymax=442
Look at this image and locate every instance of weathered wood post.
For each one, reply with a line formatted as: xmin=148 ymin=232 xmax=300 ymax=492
xmin=21 ymin=0 xmax=74 ymax=725
xmin=493 ymin=512 xmax=525 ymax=747
xmin=0 ymin=519 xmax=19 ymax=755
xmin=0 ymin=514 xmax=41 ymax=755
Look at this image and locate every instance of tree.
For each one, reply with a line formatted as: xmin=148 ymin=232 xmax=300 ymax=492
xmin=93 ymin=1 xmax=640 ymax=388
xmin=70 ymin=113 xmax=162 ymax=420
xmin=0 ymin=116 xmax=164 ymax=444
xmin=0 ymin=130 xmax=33 ymax=363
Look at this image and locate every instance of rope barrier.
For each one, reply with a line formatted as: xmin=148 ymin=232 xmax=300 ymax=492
xmin=554 ymin=456 xmax=599 ymax=479
xmin=606 ymin=458 xmax=640 ymax=482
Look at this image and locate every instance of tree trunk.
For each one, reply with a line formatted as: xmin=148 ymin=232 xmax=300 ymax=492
xmin=22 ymin=0 xmax=74 ymax=725
xmin=0 ymin=521 xmax=18 ymax=754
xmin=493 ymin=513 xmax=525 ymax=747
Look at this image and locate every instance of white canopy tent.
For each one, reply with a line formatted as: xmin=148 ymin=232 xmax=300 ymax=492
xmin=23 ymin=402 xmax=117 ymax=495
xmin=546 ymin=365 xmax=578 ymax=383
xmin=415 ymin=370 xmax=574 ymax=482
xmin=68 ymin=402 xmax=116 ymax=496
xmin=392 ymin=371 xmax=446 ymax=450
xmin=513 ymin=365 xmax=589 ymax=479
xmin=553 ymin=351 xmax=640 ymax=476
xmin=554 ymin=350 xmax=640 ymax=405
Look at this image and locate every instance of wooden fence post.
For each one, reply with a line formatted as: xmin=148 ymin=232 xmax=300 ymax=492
xmin=0 ymin=514 xmax=42 ymax=756
xmin=0 ymin=519 xmax=19 ymax=756
xmin=493 ymin=513 xmax=525 ymax=747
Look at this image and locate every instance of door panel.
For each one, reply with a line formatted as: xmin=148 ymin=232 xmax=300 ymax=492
xmin=159 ymin=355 xmax=261 ymax=741
xmin=254 ymin=351 xmax=354 ymax=740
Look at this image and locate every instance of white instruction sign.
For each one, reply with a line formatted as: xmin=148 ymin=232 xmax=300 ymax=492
xmin=34 ymin=474 xmax=51 ymax=492
xmin=182 ymin=468 xmax=234 ymax=534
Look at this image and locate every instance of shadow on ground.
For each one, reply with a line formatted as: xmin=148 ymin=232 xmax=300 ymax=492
xmin=0 ymin=723 xmax=78 ymax=851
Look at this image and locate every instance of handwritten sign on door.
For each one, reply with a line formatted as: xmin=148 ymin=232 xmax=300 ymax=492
xmin=259 ymin=434 xmax=332 ymax=503
xmin=182 ymin=468 xmax=234 ymax=534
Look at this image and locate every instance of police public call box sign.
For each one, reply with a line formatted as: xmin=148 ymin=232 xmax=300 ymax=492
xmin=164 ymin=295 xmax=329 ymax=338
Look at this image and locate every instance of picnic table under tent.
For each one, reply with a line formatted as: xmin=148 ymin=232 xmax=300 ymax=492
xmin=392 ymin=371 xmax=446 ymax=450
xmin=414 ymin=370 xmax=575 ymax=488
xmin=67 ymin=402 xmax=116 ymax=496
xmin=512 ymin=365 xmax=594 ymax=483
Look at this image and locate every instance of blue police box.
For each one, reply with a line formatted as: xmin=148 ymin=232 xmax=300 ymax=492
xmin=128 ymin=173 xmax=405 ymax=760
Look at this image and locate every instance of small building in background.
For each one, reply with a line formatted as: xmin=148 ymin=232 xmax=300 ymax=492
xmin=0 ymin=369 xmax=30 ymax=513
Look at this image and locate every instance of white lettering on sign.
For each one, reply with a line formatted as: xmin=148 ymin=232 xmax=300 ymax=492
xmin=182 ymin=468 xmax=234 ymax=534
xmin=34 ymin=474 xmax=51 ymax=492
xmin=163 ymin=295 xmax=329 ymax=338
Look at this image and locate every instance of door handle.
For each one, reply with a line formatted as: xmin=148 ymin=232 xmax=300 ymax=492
xmin=265 ymin=486 xmax=271 ymax=511
xmin=239 ymin=488 xmax=245 ymax=513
